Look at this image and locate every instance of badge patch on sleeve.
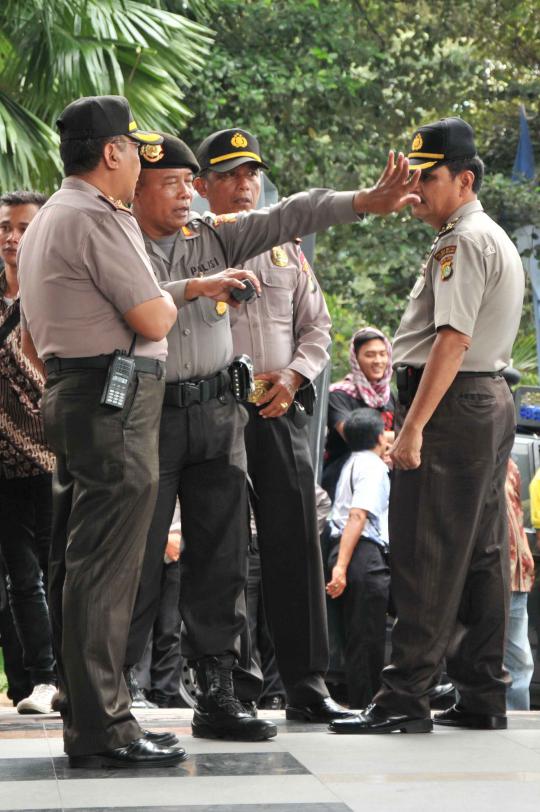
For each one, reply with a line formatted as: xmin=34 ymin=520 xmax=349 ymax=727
xmin=440 ymin=257 xmax=454 ymax=281
xmin=434 ymin=245 xmax=456 ymax=263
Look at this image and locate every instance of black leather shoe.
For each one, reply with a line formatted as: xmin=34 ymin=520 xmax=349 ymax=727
xmin=286 ymin=696 xmax=357 ymax=722
xmin=433 ymin=704 xmax=507 ymax=730
xmin=142 ymin=729 xmax=179 ymax=747
xmin=329 ymin=704 xmax=433 ymax=734
xmin=428 ymin=681 xmax=456 ymax=710
xmin=192 ymin=656 xmax=277 ymax=741
xmin=68 ymin=736 xmax=188 ymax=768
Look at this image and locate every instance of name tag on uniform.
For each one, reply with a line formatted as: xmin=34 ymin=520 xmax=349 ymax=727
xmin=410 ymin=275 xmax=425 ymax=299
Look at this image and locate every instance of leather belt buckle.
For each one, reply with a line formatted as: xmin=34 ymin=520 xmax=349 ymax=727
xmin=247 ymin=379 xmax=271 ymax=404
xmin=183 ymin=382 xmax=201 ymax=406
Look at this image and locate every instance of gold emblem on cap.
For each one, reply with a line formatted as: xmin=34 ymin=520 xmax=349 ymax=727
xmin=412 ymin=133 xmax=423 ymax=151
xmin=215 ymin=301 xmax=228 ymax=316
xmin=231 ymin=132 xmax=248 ymax=149
xmin=140 ymin=144 xmax=164 ymax=163
xmin=271 ymin=246 xmax=288 ymax=267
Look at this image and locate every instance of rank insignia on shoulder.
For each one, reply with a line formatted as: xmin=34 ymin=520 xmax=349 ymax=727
xmin=181 ymin=225 xmax=194 ymax=237
xmin=102 ymin=195 xmax=131 ymax=212
xmin=434 ymin=245 xmax=456 ymax=262
xmin=438 ymin=218 xmax=459 ymax=236
xmin=271 ymin=246 xmax=288 ymax=267
xmin=213 ymin=212 xmax=239 ymax=227
xmin=111 ymin=198 xmax=131 ymax=212
xmin=440 ymin=257 xmax=454 ymax=281
xmin=215 ymin=301 xmax=228 ymax=316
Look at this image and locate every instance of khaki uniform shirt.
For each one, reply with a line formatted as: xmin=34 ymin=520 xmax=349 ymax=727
xmin=17 ymin=178 xmax=167 ymax=361
xmin=393 ymin=200 xmax=524 ymax=371
xmin=142 ymin=189 xmax=357 ymax=383
xmin=230 ymin=242 xmax=331 ymax=380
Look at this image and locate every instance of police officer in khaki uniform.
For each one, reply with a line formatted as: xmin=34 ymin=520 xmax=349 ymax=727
xmin=17 ymin=96 xmax=185 ymax=767
xmin=331 ymin=117 xmax=524 ymax=735
xmin=126 ymin=132 xmax=421 ymax=740
xmin=194 ymin=128 xmax=349 ymax=722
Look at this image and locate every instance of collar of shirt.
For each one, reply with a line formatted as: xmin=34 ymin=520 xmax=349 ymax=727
xmin=61 ymin=176 xmax=107 ymax=198
xmin=446 ymin=199 xmax=484 ymax=224
xmin=143 ymin=227 xmax=201 ymax=272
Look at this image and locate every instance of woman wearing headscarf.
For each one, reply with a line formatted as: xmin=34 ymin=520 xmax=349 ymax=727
xmin=322 ymin=327 xmax=395 ymax=502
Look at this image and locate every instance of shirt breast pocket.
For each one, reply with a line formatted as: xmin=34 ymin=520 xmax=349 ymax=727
xmin=198 ymin=296 xmax=229 ymax=327
xmin=260 ymin=268 xmax=296 ymax=320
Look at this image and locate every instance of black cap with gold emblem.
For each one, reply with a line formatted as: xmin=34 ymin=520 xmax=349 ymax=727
xmin=57 ymin=95 xmax=162 ymax=144
xmin=196 ymin=128 xmax=268 ymax=173
xmin=139 ymin=133 xmax=199 ymax=174
xmin=408 ymin=117 xmax=477 ymax=171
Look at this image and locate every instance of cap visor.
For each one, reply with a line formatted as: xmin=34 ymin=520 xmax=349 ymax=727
xmin=209 ymin=156 xmax=268 ymax=173
xmin=408 ymin=158 xmax=438 ymax=171
xmin=129 ymin=130 xmax=163 ymax=145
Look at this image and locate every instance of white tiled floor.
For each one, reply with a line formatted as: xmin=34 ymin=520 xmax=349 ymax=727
xmin=1 ymin=708 xmax=540 ymax=811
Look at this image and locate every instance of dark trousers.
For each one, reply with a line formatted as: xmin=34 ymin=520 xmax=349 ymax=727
xmin=328 ymin=533 xmax=390 ymax=709
xmin=245 ymin=547 xmax=285 ymax=702
xmin=375 ymin=376 xmax=515 ymax=718
xmin=244 ymin=405 xmax=329 ymax=705
xmin=0 ymin=559 xmax=32 ymax=704
xmin=42 ymin=368 xmax=164 ymax=756
xmin=0 ymin=473 xmax=55 ymax=686
xmin=134 ymin=560 xmax=181 ymax=700
xmin=125 ymin=391 xmax=250 ymax=668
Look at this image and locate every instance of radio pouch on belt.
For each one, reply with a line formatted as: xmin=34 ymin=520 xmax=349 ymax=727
xmin=229 ymin=354 xmax=255 ymax=401
xmin=100 ymin=336 xmax=137 ymax=409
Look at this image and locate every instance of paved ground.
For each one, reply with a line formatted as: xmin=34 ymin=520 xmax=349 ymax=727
xmin=1 ymin=707 xmax=540 ymax=811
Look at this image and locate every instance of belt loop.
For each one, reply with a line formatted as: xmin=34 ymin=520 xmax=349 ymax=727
xmin=156 ymin=361 xmax=163 ymax=381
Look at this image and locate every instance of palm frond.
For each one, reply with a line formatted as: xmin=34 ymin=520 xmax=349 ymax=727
xmin=0 ymin=0 xmax=214 ymax=191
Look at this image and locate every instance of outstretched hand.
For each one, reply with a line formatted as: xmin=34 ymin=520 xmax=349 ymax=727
xmin=354 ymin=151 xmax=421 ymax=216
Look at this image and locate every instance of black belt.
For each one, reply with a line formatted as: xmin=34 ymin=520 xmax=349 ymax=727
xmin=45 ymin=355 xmax=165 ymax=378
xmin=397 ymin=365 xmax=503 ymax=381
xmin=163 ymin=370 xmax=230 ymax=407
xmin=455 ymin=371 xmax=504 ymax=378
xmin=396 ymin=365 xmax=503 ymax=406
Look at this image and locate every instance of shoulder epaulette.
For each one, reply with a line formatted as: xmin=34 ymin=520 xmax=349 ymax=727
xmin=98 ymin=194 xmax=132 ymax=214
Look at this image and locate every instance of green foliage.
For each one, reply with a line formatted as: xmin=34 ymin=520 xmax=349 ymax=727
xmin=186 ymin=0 xmax=539 ymax=369
xmin=0 ymin=0 xmax=213 ymax=190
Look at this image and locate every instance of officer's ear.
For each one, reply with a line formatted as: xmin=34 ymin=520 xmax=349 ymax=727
xmin=459 ymin=169 xmax=475 ymax=194
xmin=102 ymin=139 xmax=128 ymax=172
xmin=193 ymin=175 xmax=208 ymax=199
